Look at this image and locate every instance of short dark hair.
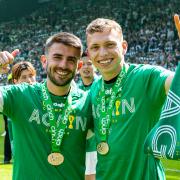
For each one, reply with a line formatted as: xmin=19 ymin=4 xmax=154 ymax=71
xmin=45 ymin=32 xmax=83 ymax=57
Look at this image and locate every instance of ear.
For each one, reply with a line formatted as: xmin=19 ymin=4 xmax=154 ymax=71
xmin=86 ymin=49 xmax=90 ymax=58
xmin=78 ymin=60 xmax=83 ymax=70
xmin=13 ymin=79 xmax=18 ymax=84
xmin=122 ymin=40 xmax=128 ymax=55
xmin=40 ymin=55 xmax=47 ymax=70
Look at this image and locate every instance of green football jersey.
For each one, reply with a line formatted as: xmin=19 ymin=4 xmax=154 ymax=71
xmin=77 ymin=78 xmax=91 ymax=91
xmin=90 ymin=64 xmax=170 ymax=180
xmin=0 ymin=83 xmax=93 ymax=180
xmin=77 ymin=75 xmax=99 ymax=91
xmin=77 ymin=76 xmax=99 ymax=152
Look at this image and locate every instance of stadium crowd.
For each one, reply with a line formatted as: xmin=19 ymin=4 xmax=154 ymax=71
xmin=0 ymin=0 xmax=180 ymax=83
xmin=1 ymin=2 xmax=180 ymax=180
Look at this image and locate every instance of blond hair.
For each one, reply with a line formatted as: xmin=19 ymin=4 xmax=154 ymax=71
xmin=86 ymin=18 xmax=123 ymax=40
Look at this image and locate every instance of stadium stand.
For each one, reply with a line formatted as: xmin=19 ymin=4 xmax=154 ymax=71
xmin=0 ymin=0 xmax=180 ymax=83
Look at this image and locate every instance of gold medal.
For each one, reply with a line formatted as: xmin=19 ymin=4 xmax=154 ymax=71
xmin=48 ymin=153 xmax=64 ymax=166
xmin=97 ymin=142 xmax=109 ymax=155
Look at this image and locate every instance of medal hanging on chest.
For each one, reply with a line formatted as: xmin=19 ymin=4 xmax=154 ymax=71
xmin=97 ymin=142 xmax=109 ymax=155
xmin=97 ymin=65 xmax=128 ymax=155
xmin=48 ymin=152 xmax=64 ymax=166
xmin=42 ymin=82 xmax=72 ymax=165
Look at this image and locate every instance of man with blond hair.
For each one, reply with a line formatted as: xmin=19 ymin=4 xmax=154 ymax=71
xmin=85 ymin=15 xmax=180 ymax=179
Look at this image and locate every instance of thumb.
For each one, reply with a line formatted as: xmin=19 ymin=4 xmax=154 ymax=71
xmin=174 ymin=14 xmax=180 ymax=35
xmin=11 ymin=49 xmax=20 ymax=57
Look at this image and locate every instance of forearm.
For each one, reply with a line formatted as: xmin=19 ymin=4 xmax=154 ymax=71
xmin=0 ymin=90 xmax=4 ymax=112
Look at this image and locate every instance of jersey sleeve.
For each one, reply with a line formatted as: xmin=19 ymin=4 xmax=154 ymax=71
xmin=0 ymin=85 xmax=17 ymax=118
xmin=0 ymin=84 xmax=29 ymax=119
xmin=142 ymin=65 xmax=171 ymax=108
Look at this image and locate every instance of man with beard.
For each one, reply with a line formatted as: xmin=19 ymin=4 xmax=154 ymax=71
xmin=77 ymin=52 xmax=98 ymax=180
xmin=0 ymin=32 xmax=93 ymax=180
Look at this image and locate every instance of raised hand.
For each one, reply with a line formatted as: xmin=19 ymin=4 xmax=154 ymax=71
xmin=174 ymin=14 xmax=180 ymax=39
xmin=0 ymin=49 xmax=19 ymax=74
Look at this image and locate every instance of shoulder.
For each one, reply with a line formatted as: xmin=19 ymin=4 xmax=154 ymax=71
xmin=0 ymin=82 xmax=42 ymax=96
xmin=129 ymin=63 xmax=164 ymax=72
xmin=128 ymin=63 xmax=171 ymax=77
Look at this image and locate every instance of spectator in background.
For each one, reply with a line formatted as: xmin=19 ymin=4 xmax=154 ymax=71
xmin=3 ymin=114 xmax=12 ymax=164
xmin=2 ymin=74 xmax=13 ymax=164
xmin=11 ymin=61 xmax=36 ymax=84
xmin=78 ymin=51 xmax=98 ymax=91
xmin=77 ymin=52 xmax=98 ymax=180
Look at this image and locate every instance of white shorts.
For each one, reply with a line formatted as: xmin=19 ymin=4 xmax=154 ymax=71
xmin=85 ymin=151 xmax=97 ymax=175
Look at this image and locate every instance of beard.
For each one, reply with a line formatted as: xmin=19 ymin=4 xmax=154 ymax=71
xmin=46 ymin=65 xmax=75 ymax=87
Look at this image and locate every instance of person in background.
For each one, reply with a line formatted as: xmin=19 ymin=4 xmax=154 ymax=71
xmin=77 ymin=51 xmax=98 ymax=180
xmin=11 ymin=61 xmax=36 ymax=84
xmin=78 ymin=51 xmax=98 ymax=91
xmin=3 ymin=113 xmax=12 ymax=164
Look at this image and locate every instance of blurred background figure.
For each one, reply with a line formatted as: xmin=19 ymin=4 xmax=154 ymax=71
xmin=3 ymin=114 xmax=12 ymax=164
xmin=77 ymin=52 xmax=98 ymax=180
xmin=3 ymin=74 xmax=13 ymax=164
xmin=77 ymin=51 xmax=98 ymax=91
xmin=12 ymin=61 xmax=36 ymax=84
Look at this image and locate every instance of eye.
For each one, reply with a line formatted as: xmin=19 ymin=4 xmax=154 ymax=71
xmin=54 ymin=56 xmax=62 ymax=61
xmin=106 ymin=43 xmax=115 ymax=48
xmin=53 ymin=55 xmax=63 ymax=61
xmin=87 ymin=62 xmax=92 ymax=66
xmin=29 ymin=74 xmax=34 ymax=78
xmin=67 ymin=57 xmax=77 ymax=64
xmin=21 ymin=76 xmax=26 ymax=80
xmin=90 ymin=45 xmax=99 ymax=51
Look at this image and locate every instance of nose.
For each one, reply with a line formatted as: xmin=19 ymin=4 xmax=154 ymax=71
xmin=58 ymin=59 xmax=67 ymax=69
xmin=25 ymin=77 xmax=31 ymax=84
xmin=98 ymin=47 xmax=108 ymax=57
xmin=83 ymin=63 xmax=88 ymax=68
xmin=26 ymin=77 xmax=36 ymax=84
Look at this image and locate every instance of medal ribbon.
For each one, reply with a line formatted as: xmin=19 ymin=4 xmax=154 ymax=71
xmin=99 ymin=64 xmax=128 ymax=142
xmin=41 ymin=82 xmax=72 ymax=152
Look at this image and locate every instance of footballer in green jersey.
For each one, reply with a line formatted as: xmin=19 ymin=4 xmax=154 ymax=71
xmin=0 ymin=32 xmax=93 ymax=180
xmin=85 ymin=16 xmax=179 ymax=180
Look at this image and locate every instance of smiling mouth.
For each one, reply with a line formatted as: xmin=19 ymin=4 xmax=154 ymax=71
xmin=56 ymin=70 xmax=69 ymax=77
xmin=83 ymin=70 xmax=90 ymax=74
xmin=98 ymin=59 xmax=112 ymax=65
